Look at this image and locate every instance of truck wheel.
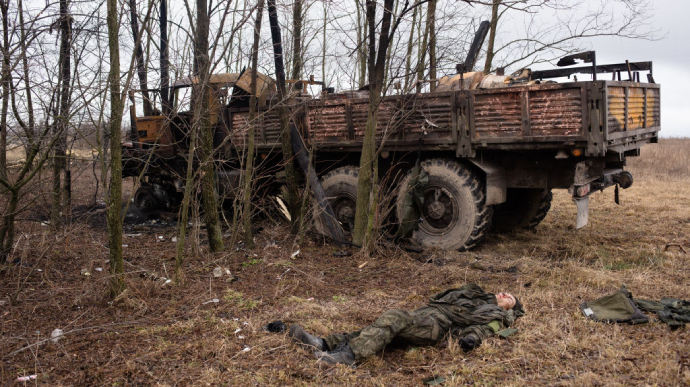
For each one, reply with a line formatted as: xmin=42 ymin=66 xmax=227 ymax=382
xmin=317 ymin=166 xmax=359 ymax=233
xmin=133 ymin=186 xmax=159 ymax=214
xmin=396 ymin=159 xmax=492 ymax=251
xmin=492 ymin=188 xmax=552 ymax=231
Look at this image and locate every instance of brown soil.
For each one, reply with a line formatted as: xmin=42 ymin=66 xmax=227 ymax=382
xmin=1 ymin=140 xmax=689 ymax=386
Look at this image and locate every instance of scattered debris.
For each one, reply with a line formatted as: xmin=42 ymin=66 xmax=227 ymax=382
xmin=11 ymin=258 xmax=30 ymax=267
xmin=213 ymin=267 xmax=234 ymax=280
xmin=172 ymin=237 xmax=178 ymax=243
xmin=80 ymin=269 xmax=91 ymax=276
xmin=290 ymin=250 xmax=300 ymax=259
xmin=275 ymin=196 xmax=291 ymax=221
xmin=16 ymin=375 xmax=37 ymax=382
xmin=51 ymin=328 xmax=64 ymax=343
xmin=140 ymin=271 xmax=171 ymax=286
xmin=124 ymin=233 xmax=142 ymax=237
xmin=422 ymin=375 xmax=446 ymax=385
xmin=263 ymin=320 xmax=287 ymax=333
xmin=242 ymin=346 xmax=251 ymax=352
xmin=202 ymin=298 xmax=220 ymax=305
xmin=306 ymin=297 xmax=314 ymax=301
xmin=276 ymin=268 xmax=291 ymax=280
xmin=663 ymin=243 xmax=687 ymax=254
xmin=358 ymin=262 xmax=368 ymax=269
xmin=497 ymin=328 xmax=518 ymax=338
xmin=95 ymin=267 xmax=103 ymax=272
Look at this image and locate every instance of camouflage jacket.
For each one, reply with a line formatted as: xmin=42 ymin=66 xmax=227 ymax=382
xmin=426 ymin=284 xmax=519 ymax=342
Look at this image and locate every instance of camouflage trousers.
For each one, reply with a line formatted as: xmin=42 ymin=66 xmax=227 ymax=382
xmin=323 ymin=307 xmax=453 ymax=360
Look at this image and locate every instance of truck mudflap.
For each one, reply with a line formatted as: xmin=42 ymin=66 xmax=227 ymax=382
xmin=572 ymin=167 xmax=634 ymax=229
xmin=574 ymin=197 xmax=590 ymax=229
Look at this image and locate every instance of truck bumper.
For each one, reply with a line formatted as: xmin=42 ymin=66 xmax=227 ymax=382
xmin=572 ymin=166 xmax=634 ymax=229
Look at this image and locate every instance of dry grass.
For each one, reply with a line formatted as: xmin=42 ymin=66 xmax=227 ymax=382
xmin=1 ymin=139 xmax=689 ymax=386
xmin=628 ymin=138 xmax=690 ymax=181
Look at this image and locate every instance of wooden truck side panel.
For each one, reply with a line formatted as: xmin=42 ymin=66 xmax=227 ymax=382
xmin=221 ymin=80 xmax=659 ymax=156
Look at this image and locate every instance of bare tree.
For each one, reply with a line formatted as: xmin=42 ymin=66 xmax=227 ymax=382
xmin=291 ymin=0 xmax=303 ymax=80
xmin=159 ymin=0 xmax=170 ymax=115
xmin=194 ymin=0 xmax=224 ymax=252
xmin=129 ymin=0 xmax=153 ymax=116
xmin=0 ymin=0 xmax=8 ymax=185
xmin=106 ymin=0 xmax=125 ymax=297
xmin=352 ymin=0 xmax=404 ymax=249
xmin=242 ymin=0 xmax=264 ymax=248
xmin=267 ymin=0 xmax=300 ymax=235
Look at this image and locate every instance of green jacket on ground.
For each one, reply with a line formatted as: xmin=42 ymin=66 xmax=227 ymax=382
xmin=581 ymin=285 xmax=690 ymax=329
xmin=323 ymin=284 xmax=522 ymax=360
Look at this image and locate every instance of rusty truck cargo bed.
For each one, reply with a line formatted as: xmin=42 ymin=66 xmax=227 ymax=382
xmin=226 ymin=80 xmax=659 ymax=157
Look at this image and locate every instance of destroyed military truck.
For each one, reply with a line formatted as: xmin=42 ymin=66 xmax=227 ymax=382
xmin=122 ymin=50 xmax=660 ymax=251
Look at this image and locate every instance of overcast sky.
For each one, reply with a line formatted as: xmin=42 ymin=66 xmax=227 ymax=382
xmin=579 ymin=0 xmax=689 ymax=138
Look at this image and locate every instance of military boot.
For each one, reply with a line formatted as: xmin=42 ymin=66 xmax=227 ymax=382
xmin=314 ymin=344 xmax=355 ymax=365
xmin=289 ymin=324 xmax=326 ymax=351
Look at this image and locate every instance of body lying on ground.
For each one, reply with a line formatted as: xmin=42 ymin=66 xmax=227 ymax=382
xmin=289 ymin=283 xmax=525 ymax=365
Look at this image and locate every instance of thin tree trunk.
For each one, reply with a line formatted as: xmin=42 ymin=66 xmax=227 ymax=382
xmin=483 ymin=0 xmax=500 ymax=73
xmin=383 ymin=0 xmax=399 ymax=89
xmin=52 ymin=0 xmax=71 ymax=225
xmin=18 ymin=0 xmax=35 ymax=154
xmin=267 ymin=0 xmax=300 ymax=234
xmin=242 ymin=0 xmax=264 ymax=248
xmin=426 ymin=0 xmax=437 ymax=91
xmin=129 ymin=0 xmax=152 ymax=116
xmin=356 ymin=1 xmax=366 ymax=88
xmin=0 ymin=0 xmax=8 ymax=183
xmin=291 ymin=0 xmax=302 ymax=80
xmin=353 ymin=0 xmax=394 ymax=249
xmin=415 ymin=3 xmax=429 ymax=93
xmin=195 ymin=0 xmax=224 ymax=252
xmin=403 ymin=6 xmax=417 ymax=91
xmin=321 ymin=2 xmax=327 ymax=86
xmin=0 ymin=189 xmax=18 ymax=262
xmin=106 ymin=0 xmax=125 ymax=297
xmin=175 ymin=119 xmax=197 ymax=281
xmin=160 ymin=0 xmax=170 ymax=115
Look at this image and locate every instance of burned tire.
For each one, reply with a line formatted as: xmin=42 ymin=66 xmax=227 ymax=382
xmin=133 ymin=184 xmax=173 ymax=214
xmin=133 ymin=186 xmax=160 ymax=214
xmin=395 ymin=159 xmax=492 ymax=251
xmin=316 ymin=166 xmax=359 ymax=234
xmin=491 ymin=188 xmax=552 ymax=232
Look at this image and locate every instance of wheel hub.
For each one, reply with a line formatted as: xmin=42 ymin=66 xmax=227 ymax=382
xmin=337 ymin=205 xmax=353 ymax=220
xmin=333 ymin=198 xmax=356 ymax=231
xmin=422 ymin=187 xmax=456 ymax=232
xmin=427 ymin=201 xmax=446 ymax=220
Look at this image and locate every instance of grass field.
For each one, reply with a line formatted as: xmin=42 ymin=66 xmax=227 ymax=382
xmin=1 ymin=139 xmax=688 ymax=386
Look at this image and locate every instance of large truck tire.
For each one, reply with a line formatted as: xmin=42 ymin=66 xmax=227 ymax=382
xmin=133 ymin=183 xmax=173 ymax=214
xmin=316 ymin=166 xmax=359 ymax=234
xmin=395 ymin=159 xmax=492 ymax=251
xmin=133 ymin=186 xmax=160 ymax=214
xmin=491 ymin=188 xmax=552 ymax=231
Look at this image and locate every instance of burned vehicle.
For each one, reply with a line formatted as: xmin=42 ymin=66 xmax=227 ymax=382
xmin=123 ymin=51 xmax=660 ymax=251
